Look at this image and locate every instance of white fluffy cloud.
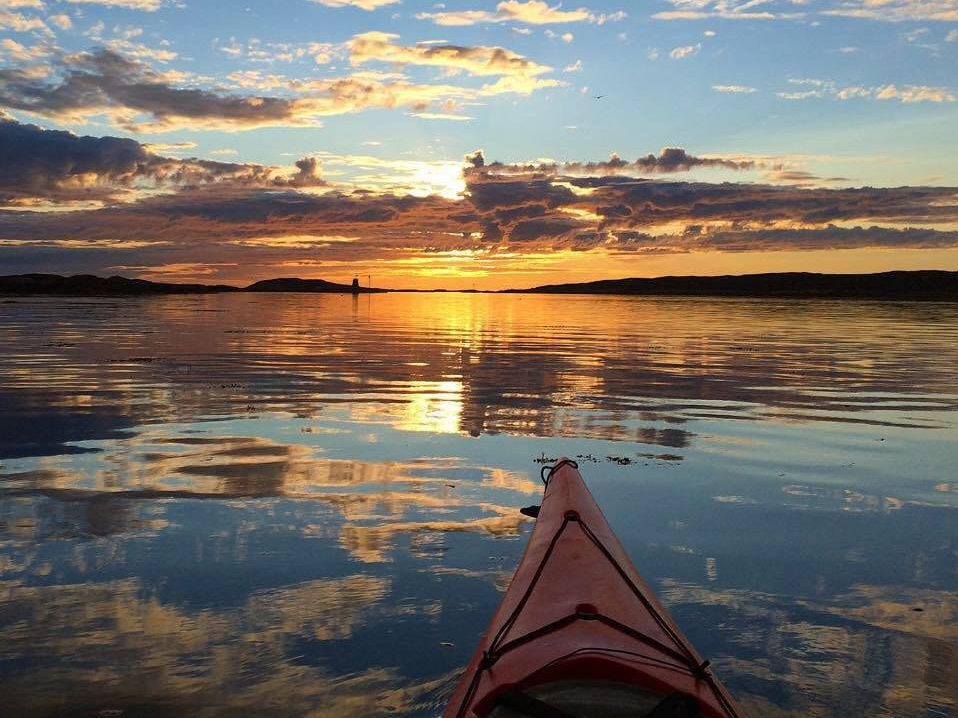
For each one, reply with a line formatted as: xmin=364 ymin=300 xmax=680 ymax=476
xmin=418 ymin=0 xmax=625 ymax=27
xmin=309 ymin=0 xmax=400 ymax=9
xmin=669 ymin=43 xmax=701 ymax=59
xmin=63 ymin=0 xmax=165 ymax=10
xmin=778 ymin=78 xmax=955 ymax=103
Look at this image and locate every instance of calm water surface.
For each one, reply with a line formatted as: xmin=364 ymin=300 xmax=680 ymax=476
xmin=1 ymin=293 xmax=957 ymax=717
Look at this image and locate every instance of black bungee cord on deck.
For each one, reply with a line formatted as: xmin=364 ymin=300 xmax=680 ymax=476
xmin=540 ymin=458 xmax=578 ymax=485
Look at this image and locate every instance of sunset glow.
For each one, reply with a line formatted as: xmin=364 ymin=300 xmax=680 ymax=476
xmin=1 ymin=1 xmax=956 ymax=288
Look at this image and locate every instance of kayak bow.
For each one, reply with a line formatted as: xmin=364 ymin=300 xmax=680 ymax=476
xmin=444 ymin=459 xmax=742 ymax=718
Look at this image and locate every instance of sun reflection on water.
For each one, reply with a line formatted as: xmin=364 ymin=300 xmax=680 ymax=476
xmin=0 ymin=293 xmax=957 ymax=717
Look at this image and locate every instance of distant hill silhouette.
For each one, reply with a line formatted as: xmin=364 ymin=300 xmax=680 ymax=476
xmin=0 ymin=274 xmax=386 ymax=295
xmin=0 ymin=273 xmax=238 ymax=296
xmin=245 ymin=277 xmax=383 ymax=293
xmin=2 ymin=271 xmax=956 ymax=300
xmin=513 ymin=271 xmax=958 ymax=300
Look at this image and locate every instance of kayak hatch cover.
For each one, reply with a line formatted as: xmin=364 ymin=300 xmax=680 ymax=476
xmin=443 ymin=459 xmax=743 ymax=718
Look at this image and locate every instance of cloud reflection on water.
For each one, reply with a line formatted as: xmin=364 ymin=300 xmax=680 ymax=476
xmin=0 ymin=434 xmax=536 ymax=568
xmin=0 ymin=294 xmax=957 ymax=717
xmin=1 ymin=294 xmax=957 ymax=458
xmin=0 ymin=575 xmax=455 ymax=718
xmin=659 ymin=580 xmax=958 ymax=718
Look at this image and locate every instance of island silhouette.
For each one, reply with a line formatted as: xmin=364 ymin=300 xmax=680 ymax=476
xmin=1 ymin=271 xmax=956 ymax=300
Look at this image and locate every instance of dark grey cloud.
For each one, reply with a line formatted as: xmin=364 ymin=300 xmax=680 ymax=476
xmin=465 ymin=147 xmax=757 ymax=180
xmin=287 ymin=157 xmax=323 ymax=187
xmin=465 ymin=149 xmax=485 ymax=168
xmin=457 ymin=166 xmax=958 ymax=251
xmin=2 ymin=174 xmax=956 ymax=258
xmin=0 ymin=49 xmax=318 ymax=132
xmin=0 ymin=117 xmax=150 ymax=202
xmin=572 ymin=179 xmax=958 ymax=226
xmin=688 ymin=226 xmax=958 ymax=252
xmin=0 ymin=118 xmax=324 ymax=204
xmin=639 ymin=147 xmax=746 ymax=172
xmin=0 ymin=43 xmax=557 ymax=132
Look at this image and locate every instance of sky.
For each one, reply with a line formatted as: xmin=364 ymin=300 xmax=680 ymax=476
xmin=0 ymin=0 xmax=956 ymax=289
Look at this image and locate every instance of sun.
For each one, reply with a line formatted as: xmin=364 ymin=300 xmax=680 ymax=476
xmin=410 ymin=161 xmax=467 ymax=200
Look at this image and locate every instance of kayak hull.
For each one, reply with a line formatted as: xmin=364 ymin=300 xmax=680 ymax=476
xmin=444 ymin=460 xmax=742 ymax=718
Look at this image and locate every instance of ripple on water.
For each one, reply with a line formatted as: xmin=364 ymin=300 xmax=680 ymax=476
xmin=0 ymin=293 xmax=956 ymax=717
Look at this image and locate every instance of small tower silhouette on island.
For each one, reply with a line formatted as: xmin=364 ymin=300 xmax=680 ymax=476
xmin=351 ymin=276 xmax=360 ymax=293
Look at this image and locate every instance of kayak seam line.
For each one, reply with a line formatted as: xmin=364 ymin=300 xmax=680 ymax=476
xmin=486 ymin=518 xmax=575 ymax=658
xmin=452 ymin=516 xmax=575 ymax=718
xmin=485 ymin=611 xmax=699 ymax=677
xmin=574 ymin=518 xmax=742 ymax=717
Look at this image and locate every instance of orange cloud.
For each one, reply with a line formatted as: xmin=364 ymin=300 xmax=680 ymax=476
xmin=1 ymin=138 xmax=956 ymax=284
xmin=348 ymin=31 xmax=554 ymax=78
xmin=0 ymin=41 xmax=561 ymax=132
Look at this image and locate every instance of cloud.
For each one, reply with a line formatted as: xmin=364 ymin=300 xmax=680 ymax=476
xmin=545 ymin=28 xmax=575 ymax=41
xmin=288 ymin=156 xmax=325 ymax=187
xmin=712 ymin=84 xmax=758 ymax=93
xmin=457 ymin=154 xmax=958 ymax=252
xmin=346 ymin=32 xmax=563 ymax=96
xmin=656 ymin=0 xmax=957 ymax=22
xmin=687 ymin=226 xmax=958 ymax=252
xmin=143 ymin=140 xmax=196 ymax=152
xmin=764 ymin=169 xmax=850 ymax=185
xmin=466 ymin=147 xmax=760 ymax=178
xmin=653 ymin=0 xmax=783 ymax=21
xmin=2 ymin=137 xmax=956 ymax=281
xmin=309 ymin=152 xmax=468 ymax=198
xmin=309 ymin=0 xmax=399 ymax=8
xmin=219 ymin=39 xmax=338 ymax=65
xmin=348 ymin=31 xmax=554 ymax=78
xmin=0 ymin=8 xmax=50 ymax=33
xmin=0 ymin=44 xmax=559 ymax=132
xmin=0 ymin=117 xmax=324 ymax=205
xmin=874 ymin=84 xmax=956 ymax=102
xmin=822 ymin=0 xmax=958 ymax=22
xmin=407 ymin=110 xmax=474 ymax=120
xmin=0 ymin=49 xmax=327 ymax=131
xmin=903 ymin=27 xmax=931 ymax=42
xmin=0 ymin=38 xmax=51 ymax=61
xmin=497 ymin=0 xmax=594 ymax=24
xmin=63 ymin=0 xmax=165 ymax=10
xmin=669 ymin=43 xmax=701 ymax=59
xmin=465 ymin=149 xmax=486 ymax=168
xmin=417 ymin=9 xmax=497 ymax=27
xmin=417 ymin=0 xmax=625 ymax=26
xmin=49 ymin=14 xmax=72 ymax=30
xmin=777 ymin=78 xmax=955 ymax=103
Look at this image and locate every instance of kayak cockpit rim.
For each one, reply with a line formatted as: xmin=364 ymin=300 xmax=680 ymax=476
xmin=488 ymin=679 xmax=698 ymax=718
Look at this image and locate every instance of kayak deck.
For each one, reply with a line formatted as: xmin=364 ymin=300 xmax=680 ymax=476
xmin=444 ymin=459 xmax=742 ymax=718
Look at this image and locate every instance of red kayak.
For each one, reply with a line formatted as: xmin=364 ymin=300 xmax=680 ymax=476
xmin=444 ymin=459 xmax=743 ymax=718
